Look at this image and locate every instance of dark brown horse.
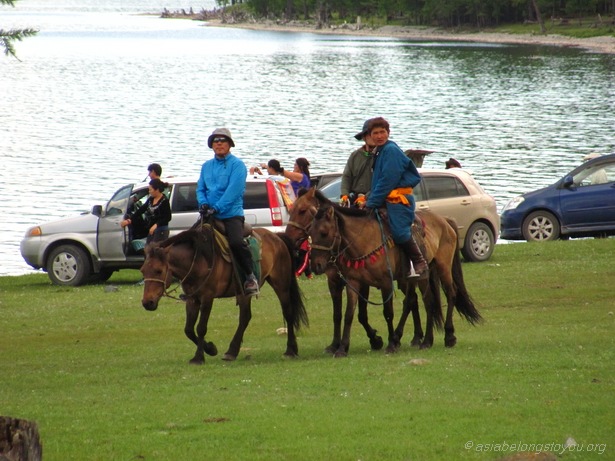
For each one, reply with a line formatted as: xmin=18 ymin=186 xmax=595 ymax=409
xmin=286 ymin=189 xmax=385 ymax=356
xmin=140 ymin=225 xmax=308 ymax=364
xmin=308 ymin=194 xmax=482 ymax=353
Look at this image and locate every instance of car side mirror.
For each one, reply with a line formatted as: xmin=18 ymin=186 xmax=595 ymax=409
xmin=562 ymin=175 xmax=574 ymax=188
xmin=91 ymin=205 xmax=103 ymax=216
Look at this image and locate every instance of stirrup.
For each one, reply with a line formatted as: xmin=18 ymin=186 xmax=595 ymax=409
xmin=407 ymin=261 xmax=427 ymax=279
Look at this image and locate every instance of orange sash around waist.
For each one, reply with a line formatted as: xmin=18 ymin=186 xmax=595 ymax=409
xmin=386 ymin=187 xmax=413 ymax=205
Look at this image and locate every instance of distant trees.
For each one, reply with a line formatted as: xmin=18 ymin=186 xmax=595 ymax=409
xmin=1 ymin=0 xmax=38 ymax=59
xmin=238 ymin=0 xmax=614 ymax=28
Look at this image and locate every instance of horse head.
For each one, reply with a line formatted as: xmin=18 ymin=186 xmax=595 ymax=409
xmin=140 ymin=243 xmax=173 ymax=311
xmin=308 ymin=205 xmax=340 ymax=275
xmin=285 ymin=187 xmax=320 ymax=247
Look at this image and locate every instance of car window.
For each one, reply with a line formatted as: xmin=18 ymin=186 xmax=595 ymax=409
xmin=574 ymin=164 xmax=614 ymax=187
xmin=172 ymin=184 xmax=198 ymax=212
xmin=423 ymin=176 xmax=469 ymax=200
xmin=244 ymin=183 xmax=270 ymax=209
xmin=106 ymin=184 xmax=134 ymax=216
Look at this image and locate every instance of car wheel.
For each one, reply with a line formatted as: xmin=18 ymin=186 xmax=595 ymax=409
xmin=522 ymin=211 xmax=560 ymax=242
xmin=46 ymin=244 xmax=92 ymax=286
xmin=461 ymin=222 xmax=495 ymax=262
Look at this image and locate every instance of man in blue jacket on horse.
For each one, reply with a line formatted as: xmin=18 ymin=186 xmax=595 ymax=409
xmin=365 ymin=117 xmax=428 ymax=279
xmin=196 ymin=127 xmax=259 ymax=296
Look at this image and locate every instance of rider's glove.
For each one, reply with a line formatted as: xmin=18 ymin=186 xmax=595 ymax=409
xmin=340 ymin=195 xmax=349 ymax=207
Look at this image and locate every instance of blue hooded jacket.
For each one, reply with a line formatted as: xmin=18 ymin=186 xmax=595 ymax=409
xmin=196 ymin=153 xmax=247 ymax=219
xmin=366 ymin=140 xmax=421 ymax=208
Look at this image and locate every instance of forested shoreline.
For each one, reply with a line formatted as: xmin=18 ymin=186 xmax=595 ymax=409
xmin=219 ymin=0 xmax=614 ymax=30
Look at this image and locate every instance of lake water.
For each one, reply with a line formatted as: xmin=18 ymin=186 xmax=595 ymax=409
xmin=1 ymin=0 xmax=614 ymax=276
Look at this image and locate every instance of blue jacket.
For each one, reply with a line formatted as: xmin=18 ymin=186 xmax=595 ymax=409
xmin=366 ymin=140 xmax=421 ymax=208
xmin=196 ymin=153 xmax=247 ymax=219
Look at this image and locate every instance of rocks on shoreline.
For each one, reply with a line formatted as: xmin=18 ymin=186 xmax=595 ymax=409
xmin=159 ymin=8 xmax=615 ymax=55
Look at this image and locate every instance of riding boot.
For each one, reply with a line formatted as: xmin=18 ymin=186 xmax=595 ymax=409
xmin=399 ymin=239 xmax=428 ymax=279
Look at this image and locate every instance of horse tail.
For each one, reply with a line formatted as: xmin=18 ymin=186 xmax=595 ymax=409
xmin=427 ymin=262 xmax=445 ymax=331
xmin=277 ymin=233 xmax=309 ymax=330
xmin=447 ymin=219 xmax=483 ymax=325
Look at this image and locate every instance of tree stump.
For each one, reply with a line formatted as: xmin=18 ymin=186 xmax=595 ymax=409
xmin=0 ymin=417 xmax=42 ymax=461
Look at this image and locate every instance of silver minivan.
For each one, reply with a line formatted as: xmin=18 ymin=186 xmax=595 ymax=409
xmin=21 ymin=176 xmax=296 ymax=286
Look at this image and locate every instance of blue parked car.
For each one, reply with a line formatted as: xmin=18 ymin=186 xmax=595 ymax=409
xmin=500 ymin=153 xmax=615 ymax=241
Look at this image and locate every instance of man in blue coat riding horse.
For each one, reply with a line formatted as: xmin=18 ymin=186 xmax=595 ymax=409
xmin=196 ymin=127 xmax=259 ymax=296
xmin=365 ymin=117 xmax=428 ymax=279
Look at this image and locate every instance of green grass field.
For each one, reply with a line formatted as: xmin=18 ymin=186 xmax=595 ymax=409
xmin=1 ymin=239 xmax=613 ymax=460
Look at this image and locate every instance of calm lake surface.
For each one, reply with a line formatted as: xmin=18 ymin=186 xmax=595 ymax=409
xmin=1 ymin=0 xmax=614 ymax=276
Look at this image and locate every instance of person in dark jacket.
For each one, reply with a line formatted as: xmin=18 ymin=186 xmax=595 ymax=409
xmin=121 ymin=178 xmax=171 ymax=244
xmin=365 ymin=117 xmax=427 ymax=279
xmin=340 ymin=118 xmax=376 ymax=208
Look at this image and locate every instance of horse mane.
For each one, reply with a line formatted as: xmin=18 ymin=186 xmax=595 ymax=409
xmin=158 ymin=227 xmax=215 ymax=261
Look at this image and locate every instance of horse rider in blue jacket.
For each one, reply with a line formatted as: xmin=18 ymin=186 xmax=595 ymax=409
xmin=365 ymin=117 xmax=428 ymax=278
xmin=196 ymin=127 xmax=259 ymax=296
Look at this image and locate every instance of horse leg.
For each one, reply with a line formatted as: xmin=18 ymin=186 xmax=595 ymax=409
xmin=270 ymin=283 xmax=300 ymax=359
xmin=184 ymin=298 xmax=204 ymax=364
xmin=335 ymin=282 xmax=359 ymax=358
xmin=441 ymin=282 xmax=457 ymax=348
xmin=196 ymin=298 xmax=218 ymax=357
xmin=356 ymin=284 xmax=384 ymax=351
xmin=395 ymin=281 xmax=424 ymax=347
xmin=382 ymin=287 xmax=399 ymax=354
xmin=324 ymin=271 xmax=344 ymax=354
xmin=223 ymin=298 xmax=252 ymax=361
xmin=187 ymin=298 xmax=217 ymax=365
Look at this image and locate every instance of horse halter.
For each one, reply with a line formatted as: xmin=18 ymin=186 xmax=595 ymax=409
xmin=286 ymin=204 xmax=318 ymax=240
xmin=310 ymin=212 xmax=343 ymax=262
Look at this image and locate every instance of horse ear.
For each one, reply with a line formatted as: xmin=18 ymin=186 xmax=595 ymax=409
xmin=306 ymin=188 xmax=315 ymax=199
xmin=326 ymin=206 xmax=335 ymax=219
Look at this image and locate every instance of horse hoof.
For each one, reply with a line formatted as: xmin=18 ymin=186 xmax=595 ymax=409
xmin=222 ymin=353 xmax=237 ymax=361
xmin=410 ymin=336 xmax=423 ymax=347
xmin=189 ymin=357 xmax=204 ymax=365
xmin=370 ymin=336 xmax=384 ymax=351
xmin=445 ymin=337 xmax=457 ymax=348
xmin=385 ymin=345 xmax=399 ymax=354
xmin=419 ymin=342 xmax=433 ymax=350
xmin=283 ymin=352 xmax=299 ymax=359
xmin=205 ymin=342 xmax=218 ymax=356
xmin=333 ymin=351 xmax=348 ymax=358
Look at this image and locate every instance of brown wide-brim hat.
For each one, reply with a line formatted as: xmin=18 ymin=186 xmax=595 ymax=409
xmin=207 ymin=127 xmax=235 ymax=148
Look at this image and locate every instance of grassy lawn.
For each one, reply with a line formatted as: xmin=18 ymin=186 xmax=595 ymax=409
xmin=1 ymin=239 xmax=613 ymax=460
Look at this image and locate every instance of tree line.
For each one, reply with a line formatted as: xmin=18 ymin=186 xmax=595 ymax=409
xmin=219 ymin=0 xmax=614 ymax=28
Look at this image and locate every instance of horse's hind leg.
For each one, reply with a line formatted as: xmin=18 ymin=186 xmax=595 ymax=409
xmin=223 ymin=299 xmax=252 ymax=361
xmin=336 ymin=283 xmax=360 ymax=358
xmin=441 ymin=283 xmax=457 ymax=348
xmin=356 ymin=284 xmax=383 ymax=351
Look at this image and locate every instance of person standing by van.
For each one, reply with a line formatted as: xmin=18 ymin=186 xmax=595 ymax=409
xmin=196 ymin=128 xmax=259 ymax=296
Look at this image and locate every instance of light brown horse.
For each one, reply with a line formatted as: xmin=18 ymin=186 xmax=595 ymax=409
xmin=140 ymin=225 xmax=308 ymax=364
xmin=308 ymin=193 xmax=482 ymax=353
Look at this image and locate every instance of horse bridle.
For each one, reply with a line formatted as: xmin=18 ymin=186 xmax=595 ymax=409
xmin=286 ymin=204 xmax=318 ymax=243
xmin=143 ymin=236 xmax=215 ymax=301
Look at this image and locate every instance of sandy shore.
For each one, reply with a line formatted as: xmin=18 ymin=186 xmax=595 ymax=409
xmin=205 ymin=19 xmax=615 ymax=55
